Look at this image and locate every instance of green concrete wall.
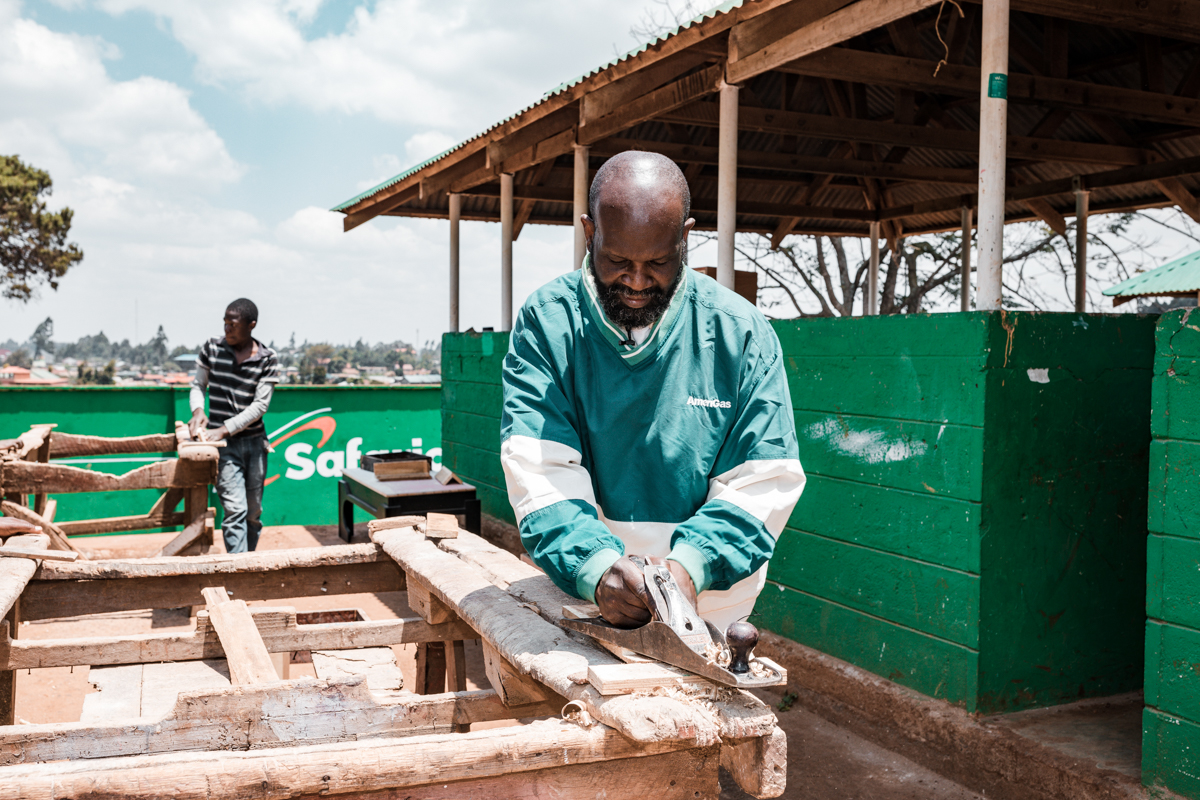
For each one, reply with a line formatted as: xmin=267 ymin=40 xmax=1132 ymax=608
xmin=440 ymin=311 xmax=1154 ymax=714
xmin=1144 ymin=309 xmax=1200 ymax=798
xmin=0 ymin=386 xmax=441 ymax=532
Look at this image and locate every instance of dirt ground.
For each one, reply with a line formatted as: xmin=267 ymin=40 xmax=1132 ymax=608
xmin=17 ymin=524 xmax=983 ymax=799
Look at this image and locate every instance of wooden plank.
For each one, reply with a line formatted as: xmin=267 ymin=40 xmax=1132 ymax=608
xmin=79 ymin=664 xmax=143 ymax=722
xmin=0 ymin=607 xmax=477 ymax=670
xmin=139 ymin=660 xmax=231 ymax=719
xmin=0 ymin=501 xmax=83 ymax=553
xmin=0 ymin=547 xmax=77 ymax=563
xmin=578 ymin=63 xmax=724 ymax=146
xmin=582 ymin=51 xmax=710 ymax=124
xmin=483 ymin=641 xmax=550 ymax=706
xmin=781 ymin=47 xmax=1200 ymax=129
xmin=993 ymin=0 xmax=1200 ymax=45
xmin=423 ymin=512 xmax=459 ymax=539
xmin=330 ymin=747 xmax=720 ymax=800
xmin=587 ymin=662 xmax=713 ymax=695
xmin=344 ymin=183 xmax=420 ymax=231
xmin=446 ymin=639 xmax=467 ymax=694
xmin=312 ymin=647 xmax=404 ymax=692
xmin=21 ymin=560 xmax=404 ymax=621
xmin=0 ymin=678 xmax=560 ymax=766
xmin=721 ymin=726 xmax=787 ymax=799
xmin=0 ymin=533 xmax=49 ymax=621
xmin=158 ymin=487 xmax=211 ymax=557
xmin=727 ymin=0 xmax=942 ymax=83
xmin=201 ymin=586 xmax=279 ymax=685
xmin=59 ymin=486 xmax=184 ymax=536
xmin=729 ymin=0 xmax=854 ymax=61
xmin=0 ymin=458 xmax=213 ymax=494
xmin=376 ymin=526 xmax=777 ymax=744
xmin=414 ymin=641 xmax=447 ymax=695
xmin=660 ymin=102 xmax=1147 ymax=167
xmin=406 ymin=575 xmax=455 ymax=624
xmin=0 ymin=715 xmax=705 ymax=800
xmin=48 ymin=432 xmax=177 ymax=458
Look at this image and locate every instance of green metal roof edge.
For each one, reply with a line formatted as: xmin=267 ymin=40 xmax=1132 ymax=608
xmin=1102 ymin=248 xmax=1200 ymax=296
xmin=331 ymin=0 xmax=744 ymax=214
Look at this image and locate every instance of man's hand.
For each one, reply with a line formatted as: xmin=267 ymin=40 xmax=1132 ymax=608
xmin=595 ymin=555 xmax=698 ymax=628
xmin=188 ymin=409 xmax=208 ymax=440
xmin=205 ymin=425 xmax=230 ymax=442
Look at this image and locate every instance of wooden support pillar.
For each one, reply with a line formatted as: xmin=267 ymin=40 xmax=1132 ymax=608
xmin=0 ymin=597 xmax=17 ymax=726
xmin=976 ymin=0 xmax=1009 ymax=310
xmin=500 ymin=173 xmax=514 ymax=331
xmin=415 ymin=641 xmax=447 ymax=694
xmin=1075 ymin=183 xmax=1089 ymax=313
xmin=449 ymin=192 xmax=461 ymax=333
xmin=866 ymin=221 xmax=880 ymax=316
xmin=717 ymin=80 xmax=739 ymax=291
xmin=573 ymin=144 xmax=589 ymax=271
xmin=0 ymin=533 xmax=48 ymax=725
xmin=961 ymin=206 xmax=973 ymax=312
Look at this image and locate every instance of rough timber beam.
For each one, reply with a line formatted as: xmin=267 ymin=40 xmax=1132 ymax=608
xmin=48 ymin=433 xmax=177 ymax=458
xmin=343 ymin=184 xmax=419 ymax=232
xmin=659 ymin=103 xmax=1148 ymax=166
xmin=578 ymin=63 xmax=725 ymax=146
xmin=964 ymin=0 xmax=1200 ymax=45
xmin=727 ymin=0 xmax=943 ymax=84
xmin=780 ymin=48 xmax=1200 ymax=129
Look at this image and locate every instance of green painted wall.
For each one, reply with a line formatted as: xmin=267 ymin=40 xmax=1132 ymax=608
xmin=0 ymin=386 xmax=441 ymax=532
xmin=1144 ymin=309 xmax=1200 ymax=798
xmin=442 ymin=311 xmax=1154 ymax=715
xmin=441 ymin=331 xmax=512 ymax=526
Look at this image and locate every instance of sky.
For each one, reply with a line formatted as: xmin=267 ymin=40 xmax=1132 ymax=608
xmin=0 ymin=0 xmax=665 ymax=349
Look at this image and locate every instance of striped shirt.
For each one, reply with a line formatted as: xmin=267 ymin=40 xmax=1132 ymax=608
xmin=195 ymin=338 xmax=281 ymax=438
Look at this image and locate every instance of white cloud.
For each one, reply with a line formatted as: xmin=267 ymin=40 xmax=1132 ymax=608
xmin=404 ymin=131 xmax=458 ymax=166
xmin=0 ymin=8 xmax=242 ymax=189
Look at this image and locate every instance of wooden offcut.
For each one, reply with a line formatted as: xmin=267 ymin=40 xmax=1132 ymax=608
xmin=200 ymin=586 xmax=279 ymax=685
xmin=423 ymin=512 xmax=459 ymax=539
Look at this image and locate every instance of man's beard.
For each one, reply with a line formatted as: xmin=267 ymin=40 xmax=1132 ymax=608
xmin=593 ymin=251 xmax=686 ymax=330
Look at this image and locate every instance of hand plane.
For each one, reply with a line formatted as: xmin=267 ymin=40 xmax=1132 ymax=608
xmin=559 ymin=560 xmax=785 ymax=689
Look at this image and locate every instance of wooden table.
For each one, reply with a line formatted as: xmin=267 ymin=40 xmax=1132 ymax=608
xmin=338 ymin=467 xmax=481 ymax=543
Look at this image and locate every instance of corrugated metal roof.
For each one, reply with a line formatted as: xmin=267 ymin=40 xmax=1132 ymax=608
xmin=332 ymin=0 xmax=746 ymax=213
xmin=1104 ymin=250 xmax=1200 ymax=298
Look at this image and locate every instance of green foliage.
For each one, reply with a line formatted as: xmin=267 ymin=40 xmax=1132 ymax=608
xmin=775 ymin=691 xmax=798 ymax=712
xmin=1 ymin=155 xmax=83 ymax=302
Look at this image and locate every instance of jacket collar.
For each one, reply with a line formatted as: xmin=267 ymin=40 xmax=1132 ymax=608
xmin=579 ymin=253 xmax=688 ymax=367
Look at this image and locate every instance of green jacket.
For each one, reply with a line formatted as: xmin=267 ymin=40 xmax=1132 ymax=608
xmin=500 ymin=261 xmax=805 ymax=628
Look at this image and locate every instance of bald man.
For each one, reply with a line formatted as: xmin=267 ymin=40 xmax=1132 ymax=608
xmin=500 ymin=152 xmax=805 ymax=631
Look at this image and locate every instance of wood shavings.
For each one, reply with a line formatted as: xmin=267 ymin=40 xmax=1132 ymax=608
xmin=748 ymin=659 xmax=771 ymax=679
xmin=518 ymin=601 xmax=541 ymax=614
xmin=704 ymin=641 xmax=731 ymax=668
xmin=560 ymin=700 xmax=595 ymax=727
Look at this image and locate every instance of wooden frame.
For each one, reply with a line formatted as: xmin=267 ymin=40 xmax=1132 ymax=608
xmin=0 ymin=424 xmax=219 ymax=559
xmin=0 ymin=521 xmax=786 ymax=799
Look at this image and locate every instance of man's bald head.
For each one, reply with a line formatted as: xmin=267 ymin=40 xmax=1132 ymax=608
xmin=588 ymin=151 xmax=691 ymax=235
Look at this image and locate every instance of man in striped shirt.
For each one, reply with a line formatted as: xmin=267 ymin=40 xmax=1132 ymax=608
xmin=189 ymin=298 xmax=281 ymax=553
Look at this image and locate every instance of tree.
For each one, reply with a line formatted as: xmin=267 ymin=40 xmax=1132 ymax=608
xmin=1 ymin=156 xmax=83 ymax=301
xmin=31 ymin=317 xmax=53 ymax=359
xmin=6 ymin=349 xmax=31 ymax=369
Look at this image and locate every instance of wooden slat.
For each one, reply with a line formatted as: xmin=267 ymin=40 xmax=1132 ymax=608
xmin=587 ymin=662 xmax=712 ymax=696
xmin=0 ymin=679 xmax=560 ymax=766
xmin=578 ymin=63 xmax=724 ymax=146
xmin=0 ymin=534 xmax=47 ymax=621
xmin=0 ymin=459 xmax=213 ymax=495
xmin=57 ymin=487 xmax=185 ymax=536
xmin=659 ymin=102 xmax=1149 ymax=167
xmin=582 ymin=51 xmax=710 ymax=124
xmin=0 ymin=714 xmax=705 ymax=800
xmin=992 ymin=0 xmax=1200 ymax=45
xmin=0 ymin=548 xmax=77 ymax=563
xmin=727 ymin=0 xmax=942 ymax=83
xmin=48 ymin=433 xmax=177 ymax=458
xmin=781 ymin=47 xmax=1200 ymax=129
xmin=201 ymin=586 xmax=279 ymax=685
xmin=0 ymin=607 xmax=477 ymax=670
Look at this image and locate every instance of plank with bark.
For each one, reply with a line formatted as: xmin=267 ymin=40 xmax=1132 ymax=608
xmin=0 ymin=458 xmax=213 ymax=495
xmin=0 ymin=607 xmax=476 ymax=670
xmin=48 ymin=433 xmax=177 ymax=458
xmin=0 ymin=501 xmax=82 ymax=554
xmin=0 ymin=676 xmax=561 ymax=767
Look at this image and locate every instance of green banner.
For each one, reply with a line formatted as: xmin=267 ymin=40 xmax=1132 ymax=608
xmin=0 ymin=386 xmax=441 ymax=530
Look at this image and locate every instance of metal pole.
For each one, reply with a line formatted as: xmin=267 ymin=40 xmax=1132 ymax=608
xmin=448 ymin=193 xmax=461 ymax=333
xmin=976 ymin=0 xmax=1009 ymax=309
xmin=573 ymin=144 xmax=589 ymax=270
xmin=500 ymin=173 xmax=513 ymax=331
xmin=960 ymin=206 xmax=973 ymax=312
xmin=1075 ymin=187 xmax=1089 ymax=313
xmin=867 ymin=221 xmax=880 ymax=316
xmin=717 ymin=81 xmax=739 ymax=290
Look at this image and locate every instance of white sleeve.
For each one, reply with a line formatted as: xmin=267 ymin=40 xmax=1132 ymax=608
xmin=190 ymin=364 xmax=209 ymax=414
xmin=223 ymin=382 xmax=274 ymax=436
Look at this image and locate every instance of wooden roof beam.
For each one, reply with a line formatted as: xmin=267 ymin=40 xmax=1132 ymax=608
xmin=964 ymin=0 xmax=1200 ymax=45
xmin=578 ymin=63 xmax=724 ymax=146
xmin=779 ymin=47 xmax=1200 ymax=129
xmin=660 ymin=102 xmax=1149 ymax=166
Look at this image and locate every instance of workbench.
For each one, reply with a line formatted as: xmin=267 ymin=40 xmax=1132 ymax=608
xmin=337 ymin=466 xmax=481 ymax=542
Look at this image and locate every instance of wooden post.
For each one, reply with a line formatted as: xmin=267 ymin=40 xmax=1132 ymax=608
xmin=961 ymin=206 xmax=973 ymax=312
xmin=573 ymin=144 xmax=589 ymax=271
xmin=449 ymin=192 xmax=461 ymax=333
xmin=0 ymin=595 xmax=17 ymax=726
xmin=1075 ymin=183 xmax=1089 ymax=313
xmin=500 ymin=173 xmax=514 ymax=331
xmin=976 ymin=0 xmax=1009 ymax=310
xmin=866 ymin=221 xmax=880 ymax=316
xmin=717 ymin=80 xmax=739 ymax=291
xmin=415 ymin=641 xmax=447 ymax=694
